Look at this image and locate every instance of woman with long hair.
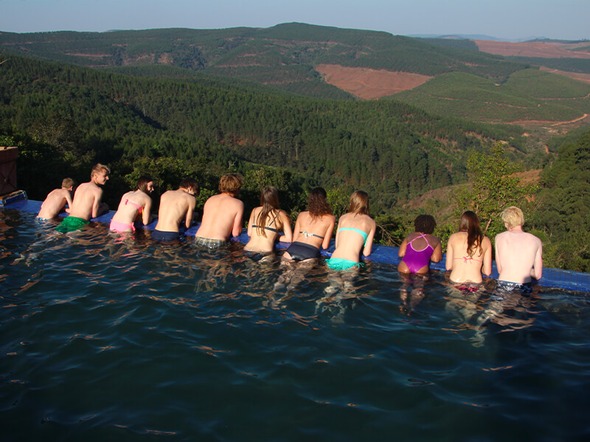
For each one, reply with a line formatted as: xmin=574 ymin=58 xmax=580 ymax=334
xmin=326 ymin=190 xmax=376 ymax=271
xmin=244 ymin=186 xmax=292 ymax=253
xmin=445 ymin=210 xmax=492 ymax=284
xmin=282 ymin=187 xmax=335 ymax=262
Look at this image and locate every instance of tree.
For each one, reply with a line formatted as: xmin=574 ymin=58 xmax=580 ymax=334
xmin=455 ymin=142 xmax=537 ymax=237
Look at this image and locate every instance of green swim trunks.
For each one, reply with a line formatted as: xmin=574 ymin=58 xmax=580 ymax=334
xmin=56 ymin=216 xmax=89 ymax=233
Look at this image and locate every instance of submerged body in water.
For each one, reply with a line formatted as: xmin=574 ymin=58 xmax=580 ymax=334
xmin=1 ymin=209 xmax=590 ymax=441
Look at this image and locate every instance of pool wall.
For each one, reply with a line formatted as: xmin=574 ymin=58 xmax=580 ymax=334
xmin=5 ymin=196 xmax=590 ymax=293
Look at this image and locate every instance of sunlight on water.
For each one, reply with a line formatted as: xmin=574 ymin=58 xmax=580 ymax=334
xmin=1 ymin=209 xmax=589 ymax=441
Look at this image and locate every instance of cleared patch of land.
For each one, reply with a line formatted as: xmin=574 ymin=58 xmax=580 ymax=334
xmin=539 ymin=67 xmax=590 ymax=85
xmin=475 ymin=40 xmax=590 ymax=59
xmin=315 ymin=64 xmax=432 ymax=99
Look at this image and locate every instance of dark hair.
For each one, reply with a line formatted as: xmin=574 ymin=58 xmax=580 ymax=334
xmin=459 ymin=211 xmax=483 ymax=257
xmin=414 ymin=214 xmax=436 ymax=234
xmin=179 ymin=178 xmax=199 ymax=195
xmin=255 ymin=186 xmax=282 ymax=237
xmin=348 ymin=190 xmax=369 ymax=215
xmin=137 ymin=176 xmax=153 ymax=193
xmin=307 ymin=187 xmax=332 ymax=219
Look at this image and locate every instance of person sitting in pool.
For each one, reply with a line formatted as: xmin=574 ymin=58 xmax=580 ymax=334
xmin=195 ymin=173 xmax=244 ymax=248
xmin=398 ymin=214 xmax=442 ymax=275
xmin=282 ymin=187 xmax=335 ymax=262
xmin=37 ymin=177 xmax=75 ymax=220
xmin=445 ymin=210 xmax=492 ymax=285
xmin=56 ymin=164 xmax=110 ymax=233
xmin=244 ymin=186 xmax=293 ymax=254
xmin=109 ymin=176 xmax=154 ymax=233
xmin=152 ymin=178 xmax=198 ymax=242
xmin=326 ymin=190 xmax=376 ymax=271
xmin=494 ymin=206 xmax=543 ymax=293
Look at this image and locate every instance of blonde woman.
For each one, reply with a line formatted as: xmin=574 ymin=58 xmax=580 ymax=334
xmin=326 ymin=190 xmax=376 ymax=271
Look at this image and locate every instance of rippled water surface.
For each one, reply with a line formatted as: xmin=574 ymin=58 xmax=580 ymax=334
xmin=1 ymin=210 xmax=590 ymax=441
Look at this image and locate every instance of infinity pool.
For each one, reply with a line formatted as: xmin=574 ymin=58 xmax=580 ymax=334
xmin=1 ymin=208 xmax=589 ymax=441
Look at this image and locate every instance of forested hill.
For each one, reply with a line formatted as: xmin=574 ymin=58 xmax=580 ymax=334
xmin=0 ymin=53 xmax=521 ymax=213
xmin=0 ymin=23 xmax=529 ymax=98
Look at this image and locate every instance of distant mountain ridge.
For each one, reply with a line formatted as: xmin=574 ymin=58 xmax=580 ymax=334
xmin=1 ymin=23 xmax=589 ymax=140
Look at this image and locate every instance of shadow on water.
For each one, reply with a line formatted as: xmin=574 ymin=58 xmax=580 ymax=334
xmin=1 ymin=209 xmax=590 ymax=441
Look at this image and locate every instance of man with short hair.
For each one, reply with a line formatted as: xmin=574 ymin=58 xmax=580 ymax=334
xmin=37 ymin=177 xmax=75 ymax=220
xmin=152 ymin=178 xmax=198 ymax=242
xmin=195 ymin=173 xmax=244 ymax=248
xmin=494 ymin=206 xmax=543 ymax=292
xmin=56 ymin=164 xmax=110 ymax=233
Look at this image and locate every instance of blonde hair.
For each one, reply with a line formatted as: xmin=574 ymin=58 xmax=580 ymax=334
xmin=61 ymin=178 xmax=75 ymax=189
xmin=501 ymin=206 xmax=524 ymax=229
xmin=348 ymin=190 xmax=369 ymax=215
xmin=91 ymin=163 xmax=110 ymax=179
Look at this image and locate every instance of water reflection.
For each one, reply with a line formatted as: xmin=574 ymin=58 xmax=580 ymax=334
xmin=2 ymin=209 xmax=590 ymax=441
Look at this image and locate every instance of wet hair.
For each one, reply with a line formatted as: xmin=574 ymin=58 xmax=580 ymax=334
xmin=219 ymin=173 xmax=244 ymax=195
xmin=348 ymin=190 xmax=370 ymax=215
xmin=137 ymin=176 xmax=153 ymax=193
xmin=459 ymin=211 xmax=484 ymax=257
xmin=61 ymin=178 xmax=75 ymax=189
xmin=91 ymin=163 xmax=110 ymax=178
xmin=414 ymin=214 xmax=436 ymax=234
xmin=501 ymin=206 xmax=524 ymax=229
xmin=255 ymin=186 xmax=282 ymax=237
xmin=307 ymin=187 xmax=332 ymax=219
xmin=179 ymin=178 xmax=199 ymax=195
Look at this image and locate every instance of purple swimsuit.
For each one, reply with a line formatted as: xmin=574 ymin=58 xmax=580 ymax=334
xmin=401 ymin=233 xmax=434 ymax=273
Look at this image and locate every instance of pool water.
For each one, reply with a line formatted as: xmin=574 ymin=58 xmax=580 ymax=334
xmin=1 ymin=209 xmax=590 ymax=441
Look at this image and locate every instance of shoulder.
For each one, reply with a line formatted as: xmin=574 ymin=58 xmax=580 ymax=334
xmin=526 ymin=232 xmax=543 ymax=245
xmin=495 ymin=231 xmax=508 ymax=240
xmin=427 ymin=233 xmax=440 ymax=243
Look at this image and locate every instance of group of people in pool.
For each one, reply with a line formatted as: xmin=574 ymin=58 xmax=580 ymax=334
xmin=38 ymin=163 xmax=543 ymax=292
xmin=398 ymin=208 xmax=543 ymax=294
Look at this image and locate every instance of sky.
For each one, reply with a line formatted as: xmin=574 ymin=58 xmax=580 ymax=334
xmin=0 ymin=0 xmax=588 ymax=41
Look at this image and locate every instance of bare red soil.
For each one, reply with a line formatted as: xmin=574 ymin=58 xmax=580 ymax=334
xmin=539 ymin=67 xmax=590 ymax=84
xmin=315 ymin=64 xmax=432 ymax=99
xmin=475 ymin=40 xmax=590 ymax=59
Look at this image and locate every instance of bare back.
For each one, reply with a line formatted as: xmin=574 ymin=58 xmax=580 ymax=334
xmin=330 ymin=213 xmax=376 ymax=262
xmin=155 ymin=189 xmax=196 ymax=232
xmin=445 ymin=231 xmax=492 ymax=284
xmin=111 ymin=190 xmax=152 ymax=226
xmin=495 ymin=229 xmax=543 ymax=283
xmin=37 ymin=188 xmax=73 ymax=219
xmin=244 ymin=207 xmax=292 ymax=253
xmin=291 ymin=211 xmax=336 ymax=250
xmin=196 ymin=193 xmax=244 ymax=241
xmin=68 ymin=182 xmax=103 ymax=220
